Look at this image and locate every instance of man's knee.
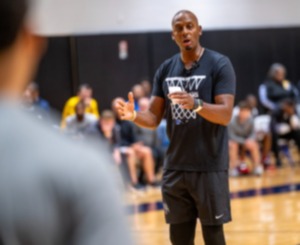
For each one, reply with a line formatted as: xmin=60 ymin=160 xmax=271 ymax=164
xmin=201 ymin=224 xmax=226 ymax=245
xmin=170 ymin=220 xmax=196 ymax=245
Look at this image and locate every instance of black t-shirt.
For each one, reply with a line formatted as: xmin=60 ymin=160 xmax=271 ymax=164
xmin=152 ymin=48 xmax=236 ymax=171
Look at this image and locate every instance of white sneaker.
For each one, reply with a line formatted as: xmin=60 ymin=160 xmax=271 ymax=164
xmin=253 ymin=165 xmax=264 ymax=176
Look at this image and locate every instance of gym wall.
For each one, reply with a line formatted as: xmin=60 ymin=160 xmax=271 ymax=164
xmin=35 ymin=27 xmax=300 ymax=111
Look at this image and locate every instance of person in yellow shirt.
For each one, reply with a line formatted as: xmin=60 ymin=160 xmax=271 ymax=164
xmin=61 ymin=84 xmax=100 ymax=126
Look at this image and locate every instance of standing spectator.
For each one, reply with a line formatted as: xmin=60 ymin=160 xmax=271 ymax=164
xmin=65 ymin=100 xmax=98 ymax=139
xmin=0 ymin=0 xmax=133 ymax=244
xmin=228 ymin=101 xmax=263 ymax=176
xmin=259 ymin=63 xmax=299 ymax=112
xmin=61 ymin=84 xmax=100 ymax=126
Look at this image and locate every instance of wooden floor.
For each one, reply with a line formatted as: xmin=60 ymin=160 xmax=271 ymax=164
xmin=127 ymin=167 xmax=300 ymax=245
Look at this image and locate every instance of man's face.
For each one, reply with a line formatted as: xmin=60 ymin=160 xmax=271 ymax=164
xmin=282 ymin=104 xmax=295 ymax=115
xmin=75 ymin=104 xmax=85 ymax=119
xmin=274 ymin=67 xmax=286 ymax=82
xmin=79 ymin=88 xmax=92 ymax=100
xmin=139 ymin=98 xmax=150 ymax=112
xmin=132 ymin=85 xmax=145 ymax=100
xmin=172 ymin=12 xmax=202 ymax=51
xmin=100 ymin=118 xmax=115 ymax=131
xmin=246 ymin=96 xmax=257 ymax=109
xmin=238 ymin=108 xmax=251 ymax=122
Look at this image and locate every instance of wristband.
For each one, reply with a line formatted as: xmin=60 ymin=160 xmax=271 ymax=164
xmin=193 ymin=99 xmax=203 ymax=112
xmin=130 ymin=110 xmax=137 ymax=121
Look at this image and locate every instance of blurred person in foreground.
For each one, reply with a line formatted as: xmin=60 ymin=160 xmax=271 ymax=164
xmin=228 ymin=101 xmax=263 ymax=176
xmin=61 ymin=83 xmax=100 ymax=126
xmin=0 ymin=0 xmax=133 ymax=244
xmin=116 ymin=10 xmax=236 ymax=245
xmin=65 ymin=100 xmax=98 ymax=139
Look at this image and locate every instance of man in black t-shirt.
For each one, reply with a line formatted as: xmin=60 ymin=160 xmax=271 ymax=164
xmin=116 ymin=10 xmax=236 ymax=245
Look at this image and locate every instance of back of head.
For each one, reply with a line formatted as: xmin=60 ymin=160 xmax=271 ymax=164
xmin=0 ymin=0 xmax=28 ymax=53
xmin=101 ymin=110 xmax=115 ymax=120
xmin=238 ymin=101 xmax=251 ymax=111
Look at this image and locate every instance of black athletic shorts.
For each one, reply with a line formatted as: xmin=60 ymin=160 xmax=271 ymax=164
xmin=162 ymin=170 xmax=231 ymax=226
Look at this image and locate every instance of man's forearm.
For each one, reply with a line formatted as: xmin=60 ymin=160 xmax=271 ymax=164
xmin=133 ymin=111 xmax=160 ymax=129
xmin=198 ymin=102 xmax=232 ymax=126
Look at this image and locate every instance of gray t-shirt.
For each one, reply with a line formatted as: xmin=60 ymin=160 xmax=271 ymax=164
xmin=0 ymin=102 xmax=133 ymax=245
xmin=228 ymin=115 xmax=255 ymax=144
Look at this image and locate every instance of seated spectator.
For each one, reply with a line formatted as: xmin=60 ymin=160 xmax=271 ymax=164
xmin=65 ymin=101 xmax=98 ymax=139
xmin=112 ymin=97 xmax=155 ymax=189
xmin=140 ymin=79 xmax=152 ymax=98
xmin=233 ymin=94 xmax=259 ymax=117
xmin=23 ymin=82 xmax=50 ymax=120
xmin=93 ymin=110 xmax=132 ymax=186
xmin=61 ymin=84 xmax=99 ymax=126
xmin=135 ymin=97 xmax=164 ymax=175
xmin=132 ymin=84 xmax=146 ymax=111
xmin=271 ymin=99 xmax=300 ymax=167
xmin=23 ymin=82 xmax=50 ymax=111
xmin=233 ymin=94 xmax=272 ymax=167
xmin=228 ymin=101 xmax=263 ymax=176
xmin=259 ymin=63 xmax=299 ymax=112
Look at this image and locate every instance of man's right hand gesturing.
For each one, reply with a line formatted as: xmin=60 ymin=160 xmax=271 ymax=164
xmin=116 ymin=92 xmax=136 ymax=121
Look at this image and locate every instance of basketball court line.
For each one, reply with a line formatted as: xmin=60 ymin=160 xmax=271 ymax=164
xmin=127 ymin=182 xmax=300 ymax=214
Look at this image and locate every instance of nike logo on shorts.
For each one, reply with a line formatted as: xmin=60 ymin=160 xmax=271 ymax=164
xmin=215 ymin=214 xmax=224 ymax=219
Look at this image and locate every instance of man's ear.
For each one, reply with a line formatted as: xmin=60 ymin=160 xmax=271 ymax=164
xmin=20 ymin=27 xmax=47 ymax=61
xmin=198 ymin=25 xmax=203 ymax=36
xmin=171 ymin=34 xmax=175 ymax=41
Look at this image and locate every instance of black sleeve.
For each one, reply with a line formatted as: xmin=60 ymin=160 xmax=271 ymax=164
xmin=213 ymin=56 xmax=236 ymax=96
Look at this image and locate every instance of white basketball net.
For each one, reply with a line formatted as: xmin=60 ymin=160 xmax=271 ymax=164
xmin=171 ymin=103 xmax=197 ymax=121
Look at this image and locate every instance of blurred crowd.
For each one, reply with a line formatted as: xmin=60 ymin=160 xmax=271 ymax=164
xmin=22 ymin=62 xmax=300 ymax=193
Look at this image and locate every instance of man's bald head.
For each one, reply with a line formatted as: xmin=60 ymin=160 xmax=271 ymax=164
xmin=172 ymin=10 xmax=199 ymax=26
xmin=0 ymin=0 xmax=28 ymax=53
